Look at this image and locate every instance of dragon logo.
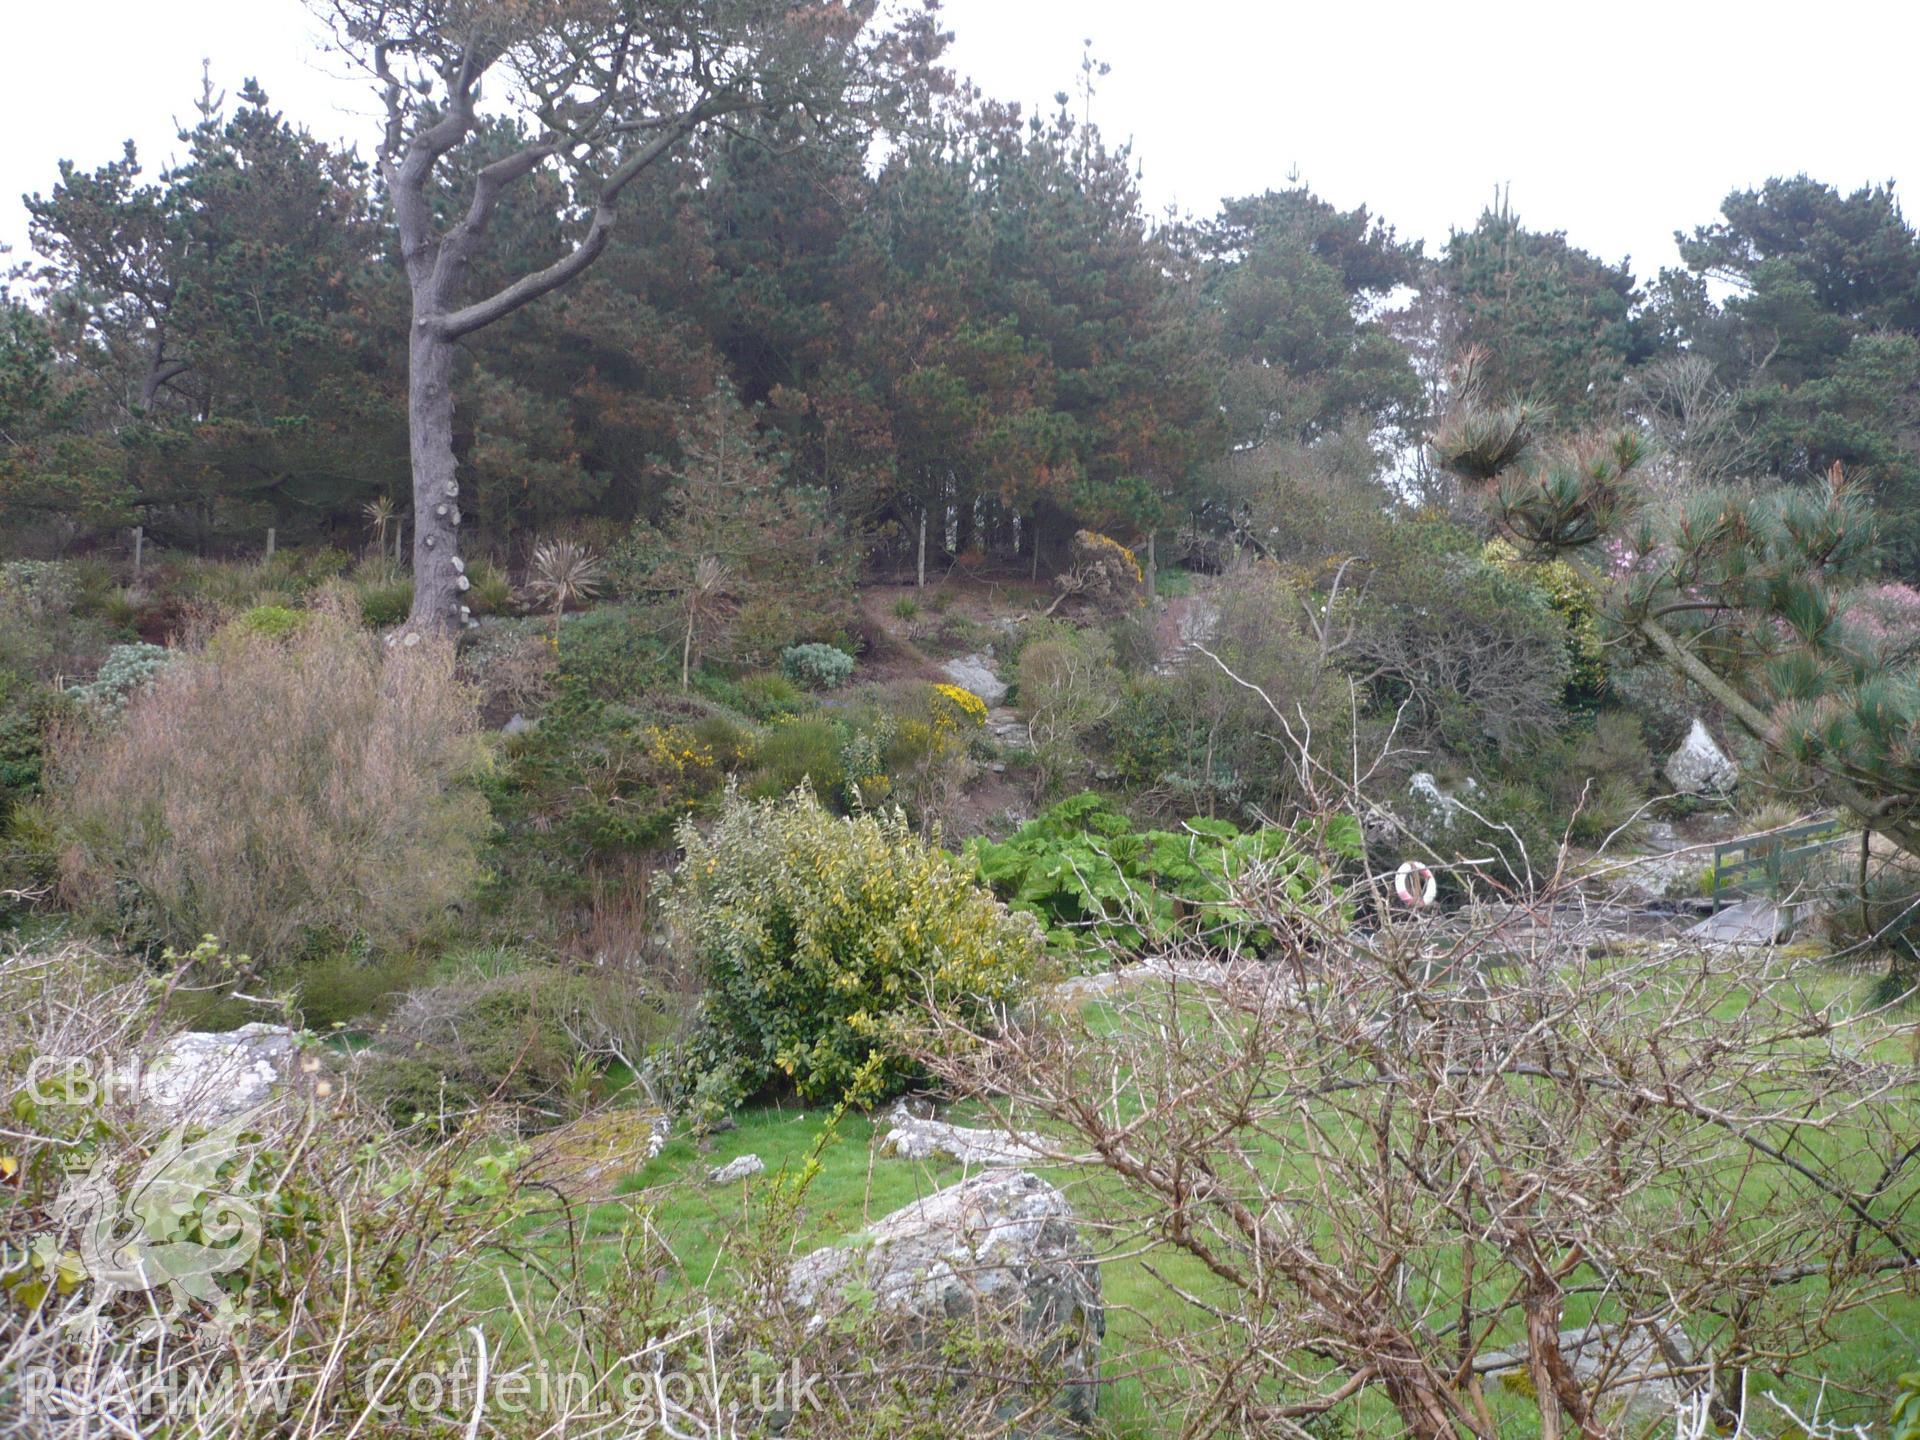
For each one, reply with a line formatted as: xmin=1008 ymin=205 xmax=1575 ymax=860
xmin=51 ymin=1113 xmax=263 ymax=1319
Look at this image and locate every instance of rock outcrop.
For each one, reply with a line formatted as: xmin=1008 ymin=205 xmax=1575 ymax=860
xmin=1664 ymin=719 xmax=1739 ymax=796
xmin=141 ymin=1023 xmax=304 ymax=1123
xmin=941 ymin=653 xmax=1008 ymax=706
xmin=1483 ymin=1321 xmax=1700 ymax=1428
xmin=878 ymin=1101 xmax=1052 ymax=1166
xmin=786 ymin=1168 xmax=1103 ymax=1426
xmin=708 ymin=1153 xmax=765 ymax=1184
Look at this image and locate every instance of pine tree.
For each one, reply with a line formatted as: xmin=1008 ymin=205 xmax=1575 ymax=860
xmin=1435 ymin=404 xmax=1920 ymax=866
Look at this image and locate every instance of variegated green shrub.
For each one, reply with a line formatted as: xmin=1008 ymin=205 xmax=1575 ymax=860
xmin=665 ymin=784 xmax=1041 ymax=1115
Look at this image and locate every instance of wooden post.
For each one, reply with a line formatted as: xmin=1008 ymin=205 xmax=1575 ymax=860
xmin=916 ymin=509 xmax=927 ymax=589
xmin=265 ymin=527 xmax=276 ymax=561
xmin=1861 ymin=826 xmax=1873 ymax=939
xmin=130 ymin=526 xmax=144 ymax=583
xmin=1145 ymin=531 xmax=1157 ymax=600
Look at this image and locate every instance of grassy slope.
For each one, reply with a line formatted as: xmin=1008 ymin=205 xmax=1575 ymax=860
xmin=557 ymin=960 xmax=1919 ymax=1438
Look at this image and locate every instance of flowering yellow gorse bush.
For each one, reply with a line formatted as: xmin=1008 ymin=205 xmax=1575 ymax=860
xmin=640 ymin=723 xmax=717 ymax=780
xmin=665 ymin=784 xmax=1041 ymax=1112
xmin=930 ymin=682 xmax=990 ymax=728
xmin=1079 ymin=529 xmax=1143 ymax=587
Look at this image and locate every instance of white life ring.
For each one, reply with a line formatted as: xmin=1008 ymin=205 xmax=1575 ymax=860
xmin=1394 ymin=860 xmax=1437 ymax=908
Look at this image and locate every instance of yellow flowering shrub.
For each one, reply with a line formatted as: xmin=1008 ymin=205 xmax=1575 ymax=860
xmin=665 ymin=784 xmax=1041 ymax=1115
xmin=1054 ymin=529 xmax=1147 ymax=614
xmin=1078 ymin=529 xmax=1143 ymax=586
xmin=930 ymin=682 xmax=990 ymax=729
xmin=640 ymin=724 xmax=717 ymax=780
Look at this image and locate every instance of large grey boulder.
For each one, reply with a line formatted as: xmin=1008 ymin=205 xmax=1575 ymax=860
xmin=1407 ymin=771 xmax=1480 ymax=831
xmin=941 ymin=653 xmax=1008 ymax=706
xmin=141 ymin=1023 xmax=303 ymax=1123
xmin=1665 ymin=719 xmax=1739 ymax=796
xmin=786 ymin=1168 xmax=1103 ymax=1426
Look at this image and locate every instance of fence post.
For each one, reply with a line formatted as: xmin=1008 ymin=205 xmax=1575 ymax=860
xmin=265 ymin=527 xmax=276 ymax=561
xmin=131 ymin=525 xmax=144 ymax=583
xmin=1861 ymin=827 xmax=1872 ymax=939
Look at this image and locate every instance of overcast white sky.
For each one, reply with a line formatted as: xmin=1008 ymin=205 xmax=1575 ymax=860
xmin=4 ymin=0 xmax=1917 ymax=284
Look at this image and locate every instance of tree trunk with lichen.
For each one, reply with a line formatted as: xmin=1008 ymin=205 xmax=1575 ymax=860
xmin=406 ymin=325 xmax=467 ymax=634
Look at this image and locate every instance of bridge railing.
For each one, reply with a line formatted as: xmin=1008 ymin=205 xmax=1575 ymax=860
xmin=1708 ymin=817 xmax=1850 ymax=912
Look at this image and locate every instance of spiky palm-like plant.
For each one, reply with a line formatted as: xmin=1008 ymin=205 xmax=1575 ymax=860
xmin=363 ymin=495 xmax=396 ymax=558
xmin=527 ymin=539 xmax=605 ymax=638
xmin=680 ymin=554 xmax=731 ymax=691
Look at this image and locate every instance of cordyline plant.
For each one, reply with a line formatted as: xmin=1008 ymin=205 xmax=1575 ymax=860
xmin=527 ymin=536 xmax=605 ymax=638
xmin=1433 ymin=400 xmax=1920 ymax=871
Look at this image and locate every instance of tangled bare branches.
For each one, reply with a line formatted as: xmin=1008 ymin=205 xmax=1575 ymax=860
xmin=914 ymin=833 xmax=1920 ymax=1439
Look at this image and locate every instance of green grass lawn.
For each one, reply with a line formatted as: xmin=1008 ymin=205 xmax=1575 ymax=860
xmin=532 ymin=967 xmax=1919 ymax=1438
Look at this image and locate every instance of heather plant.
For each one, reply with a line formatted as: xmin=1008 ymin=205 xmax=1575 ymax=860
xmin=664 ymin=784 xmax=1042 ymax=1115
xmin=50 ymin=600 xmax=487 ymax=961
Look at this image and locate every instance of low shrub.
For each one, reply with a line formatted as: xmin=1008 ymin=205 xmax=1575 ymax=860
xmin=360 ymin=966 xmax=598 ymax=1123
xmin=0 ymin=672 xmax=69 ymax=830
xmin=66 ymin=642 xmax=173 ymax=717
xmin=971 ymin=792 xmax=1360 ymax=957
xmin=845 ymin=681 xmax=986 ymax=827
xmin=1014 ymin=620 xmax=1123 ymax=796
xmin=228 ymin=603 xmax=306 ymax=642
xmin=554 ymin=604 xmax=674 ymax=703
xmin=1051 ymin=529 xmax=1146 ymax=614
xmin=354 ymin=573 xmax=414 ymax=628
xmin=747 ymin=717 xmax=846 ymax=802
xmin=281 ymin=945 xmax=431 ymax=1029
xmin=50 ymin=600 xmax=488 ymax=960
xmin=665 ymin=785 xmax=1042 ymax=1116
xmin=737 ymin=669 xmax=805 ymax=720
xmin=1820 ymin=863 xmax=1920 ymax=1003
xmin=1551 ymin=710 xmax=1655 ymax=845
xmin=464 ymin=558 xmax=515 ymax=615
xmin=780 ymin=641 xmax=855 ymax=690
xmin=458 ymin=620 xmax=556 ymax=723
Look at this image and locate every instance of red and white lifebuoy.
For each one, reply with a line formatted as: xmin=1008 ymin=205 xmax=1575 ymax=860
xmin=1395 ymin=860 xmax=1437 ymax=908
